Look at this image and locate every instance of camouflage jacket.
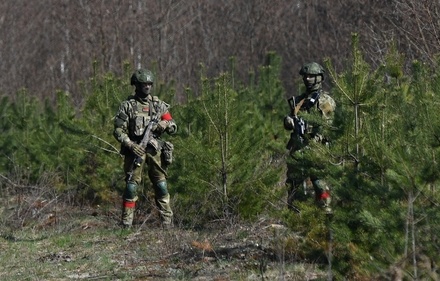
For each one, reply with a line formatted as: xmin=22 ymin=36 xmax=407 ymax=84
xmin=285 ymin=89 xmax=335 ymax=150
xmin=113 ymin=94 xmax=176 ymax=148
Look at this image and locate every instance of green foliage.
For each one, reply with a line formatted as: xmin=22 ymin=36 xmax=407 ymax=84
xmin=0 ymin=89 xmax=77 ymax=187
xmin=169 ymin=53 xmax=286 ymax=226
xmin=1 ymin=44 xmax=440 ymax=279
xmin=324 ymin=35 xmax=440 ymax=279
xmin=0 ymin=62 xmax=133 ymax=203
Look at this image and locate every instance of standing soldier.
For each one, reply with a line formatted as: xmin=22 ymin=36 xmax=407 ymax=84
xmin=113 ymin=69 xmax=177 ymax=228
xmin=283 ymin=62 xmax=336 ymax=214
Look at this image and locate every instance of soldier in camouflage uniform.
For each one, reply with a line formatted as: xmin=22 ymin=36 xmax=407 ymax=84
xmin=113 ymin=69 xmax=177 ymax=228
xmin=283 ymin=62 xmax=336 ymax=214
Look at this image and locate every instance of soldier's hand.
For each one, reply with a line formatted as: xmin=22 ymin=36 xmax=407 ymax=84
xmin=283 ymin=115 xmax=295 ymax=130
xmin=154 ymin=120 xmax=168 ymax=133
xmin=127 ymin=141 xmax=145 ymax=157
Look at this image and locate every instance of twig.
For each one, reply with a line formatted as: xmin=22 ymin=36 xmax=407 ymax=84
xmin=91 ymin=135 xmax=120 ymax=154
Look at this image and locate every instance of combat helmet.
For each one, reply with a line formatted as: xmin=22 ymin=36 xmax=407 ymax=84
xmin=299 ymin=62 xmax=325 ymax=79
xmin=130 ymin=69 xmax=154 ymax=85
xmin=299 ymin=62 xmax=325 ymax=91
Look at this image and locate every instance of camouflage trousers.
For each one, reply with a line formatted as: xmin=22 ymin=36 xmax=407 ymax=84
xmin=121 ymin=145 xmax=173 ymax=228
xmin=285 ymin=146 xmax=332 ymax=214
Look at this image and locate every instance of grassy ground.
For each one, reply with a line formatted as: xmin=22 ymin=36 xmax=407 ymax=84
xmin=0 ymin=193 xmax=329 ymax=281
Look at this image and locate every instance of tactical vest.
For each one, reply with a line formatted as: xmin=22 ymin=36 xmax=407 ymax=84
xmin=296 ymin=90 xmax=335 ymax=143
xmin=127 ymin=96 xmax=161 ymax=139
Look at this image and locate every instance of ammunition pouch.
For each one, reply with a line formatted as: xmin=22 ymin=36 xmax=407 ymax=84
xmin=161 ymin=141 xmax=174 ymax=165
xmin=148 ymin=138 xmax=160 ymax=151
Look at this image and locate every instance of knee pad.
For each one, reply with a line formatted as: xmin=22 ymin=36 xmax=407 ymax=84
xmin=124 ymin=182 xmax=138 ymax=200
xmin=155 ymin=180 xmax=169 ymax=197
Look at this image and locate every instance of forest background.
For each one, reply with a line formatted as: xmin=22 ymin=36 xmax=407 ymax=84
xmin=0 ymin=0 xmax=439 ymax=280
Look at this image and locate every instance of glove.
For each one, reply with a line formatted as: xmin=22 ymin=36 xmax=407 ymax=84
xmin=154 ymin=120 xmax=168 ymax=133
xmin=283 ymin=115 xmax=295 ymax=130
xmin=126 ymin=141 xmax=145 ymax=157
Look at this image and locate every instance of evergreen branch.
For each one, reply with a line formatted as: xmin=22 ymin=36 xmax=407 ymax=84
xmin=91 ymin=135 xmax=120 ymax=154
xmin=90 ymin=146 xmax=120 ymax=155
xmin=356 ymin=70 xmax=369 ymax=103
xmin=325 ymin=59 xmax=354 ymax=105
xmin=178 ymin=142 xmax=220 ymax=169
xmin=201 ymin=99 xmax=221 ymax=134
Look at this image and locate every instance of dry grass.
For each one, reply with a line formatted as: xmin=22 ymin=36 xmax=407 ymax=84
xmin=0 ymin=186 xmax=328 ymax=281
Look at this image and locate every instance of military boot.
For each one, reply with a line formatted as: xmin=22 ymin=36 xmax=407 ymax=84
xmin=154 ymin=181 xmax=173 ymax=228
xmin=121 ymin=200 xmax=136 ymax=228
xmin=121 ymin=182 xmax=138 ymax=228
xmin=312 ymin=179 xmax=332 ymax=215
xmin=317 ymin=191 xmax=332 ymax=215
xmin=156 ymin=193 xmax=173 ymax=228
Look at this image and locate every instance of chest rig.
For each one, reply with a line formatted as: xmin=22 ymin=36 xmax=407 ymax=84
xmin=128 ymin=96 xmax=160 ymax=139
xmin=299 ymin=91 xmax=320 ymax=112
xmin=295 ymin=91 xmax=326 ymax=140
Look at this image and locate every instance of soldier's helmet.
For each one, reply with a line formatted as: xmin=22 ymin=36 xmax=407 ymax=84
xmin=299 ymin=62 xmax=325 ymax=80
xmin=130 ymin=69 xmax=154 ymax=85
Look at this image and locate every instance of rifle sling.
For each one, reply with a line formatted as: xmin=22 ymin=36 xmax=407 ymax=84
xmin=294 ymin=97 xmax=306 ymax=116
xmin=138 ymin=98 xmax=156 ymax=146
xmin=148 ymin=98 xmax=153 ymax=120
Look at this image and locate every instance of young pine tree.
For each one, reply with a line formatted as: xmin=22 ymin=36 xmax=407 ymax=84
xmin=169 ymin=55 xmax=286 ymax=226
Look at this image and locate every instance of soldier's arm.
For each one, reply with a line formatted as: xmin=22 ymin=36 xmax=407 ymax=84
xmin=284 ymin=93 xmax=307 ymax=130
xmin=318 ymin=93 xmax=336 ymax=140
xmin=318 ymin=93 xmax=335 ymax=118
xmin=113 ymin=102 xmax=132 ymax=146
xmin=155 ymin=101 xmax=177 ymax=135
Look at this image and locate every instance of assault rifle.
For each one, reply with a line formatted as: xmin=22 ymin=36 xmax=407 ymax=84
xmin=287 ymin=91 xmax=320 ymax=140
xmin=133 ymin=117 xmax=159 ymax=167
xmin=287 ymin=95 xmax=307 ymax=140
xmin=127 ymin=117 xmax=158 ymax=182
xmin=127 ymin=116 xmax=157 ymax=181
